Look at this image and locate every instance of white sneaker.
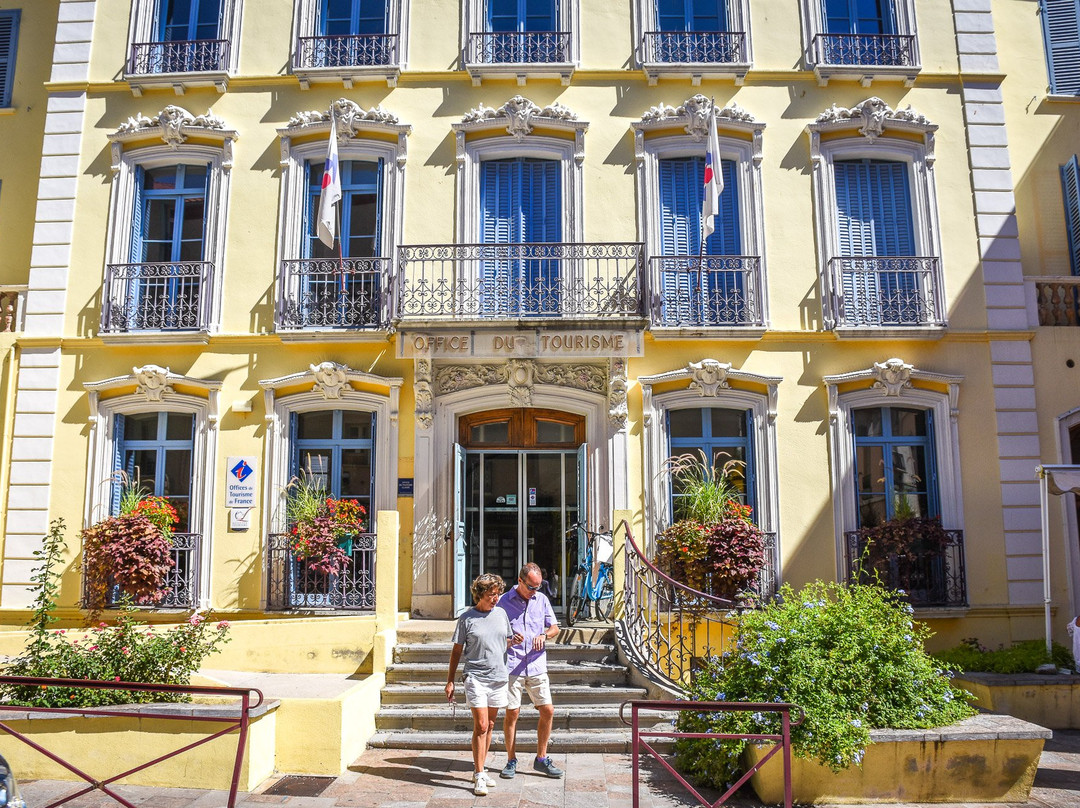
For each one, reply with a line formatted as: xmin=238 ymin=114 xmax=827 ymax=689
xmin=479 ymin=771 xmax=497 ymax=788
xmin=473 ymin=773 xmax=488 ymax=796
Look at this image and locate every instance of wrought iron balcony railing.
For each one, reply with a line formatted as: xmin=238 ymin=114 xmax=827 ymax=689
xmin=1035 ymin=277 xmax=1080 ymax=326
xmin=267 ymin=533 xmax=376 ymax=610
xmin=278 ymin=258 xmax=389 ymax=330
xmin=396 ymin=242 xmax=644 ymax=320
xmin=813 ymin=33 xmax=916 ymax=67
xmin=85 ymin=533 xmax=200 ymax=610
xmin=295 ymin=34 xmax=398 ymax=69
xmin=128 ymin=39 xmax=230 ymax=75
xmin=829 ymin=256 xmax=944 ymax=328
xmin=466 ymin=31 xmax=571 ymax=64
xmin=643 ymin=31 xmax=746 ymax=64
xmin=100 ymin=261 xmax=214 ymax=333
xmin=844 ymin=528 xmax=966 ymax=608
xmin=651 ymin=255 xmax=764 ymax=327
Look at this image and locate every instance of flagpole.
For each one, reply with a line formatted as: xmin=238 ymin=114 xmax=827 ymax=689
xmin=330 ymin=105 xmax=347 ymax=296
xmin=698 ymin=97 xmax=716 ymax=298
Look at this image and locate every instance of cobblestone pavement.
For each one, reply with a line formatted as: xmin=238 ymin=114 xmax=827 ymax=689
xmin=16 ymin=731 xmax=1080 ymax=807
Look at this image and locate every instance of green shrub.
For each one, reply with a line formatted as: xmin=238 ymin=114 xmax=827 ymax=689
xmin=933 ymin=637 xmax=1075 ymax=674
xmin=675 ymin=580 xmax=976 ymax=788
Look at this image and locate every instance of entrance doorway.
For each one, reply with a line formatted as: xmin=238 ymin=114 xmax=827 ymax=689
xmin=455 ymin=409 xmax=585 ymax=614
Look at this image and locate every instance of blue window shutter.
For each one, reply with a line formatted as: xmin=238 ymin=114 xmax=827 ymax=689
xmin=522 ymin=159 xmax=561 ymax=243
xmin=1042 ymin=0 xmax=1080 ymax=95
xmin=658 ymin=160 xmax=694 ymax=323
xmin=1062 ymin=156 xmax=1080 ymax=274
xmin=111 ymin=414 xmax=126 ymax=516
xmin=130 ymin=166 xmax=146 ymax=262
xmin=0 ymin=11 xmax=20 ymax=108
xmin=873 ymin=161 xmax=914 ymax=256
xmin=705 ymin=158 xmax=741 ymax=255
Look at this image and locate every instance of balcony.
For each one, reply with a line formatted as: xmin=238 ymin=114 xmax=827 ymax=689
xmin=293 ymin=34 xmax=400 ymax=87
xmin=89 ymin=533 xmax=201 ymax=610
xmin=641 ymin=31 xmax=749 ymax=84
xmin=266 ymin=533 xmax=376 ymax=611
xmin=465 ymin=31 xmax=573 ymax=84
xmin=812 ymin=33 xmax=918 ymax=86
xmin=100 ymin=261 xmax=213 ymax=336
xmin=396 ymin=242 xmax=644 ymax=323
xmin=650 ymin=255 xmax=765 ymax=332
xmin=0 ymin=286 xmax=26 ymax=333
xmin=278 ymin=258 xmax=389 ymax=333
xmin=1035 ymin=277 xmax=1080 ymax=326
xmin=828 ymin=256 xmax=945 ymax=333
xmin=127 ymin=40 xmax=230 ymax=92
xmin=844 ymin=528 xmax=966 ymax=608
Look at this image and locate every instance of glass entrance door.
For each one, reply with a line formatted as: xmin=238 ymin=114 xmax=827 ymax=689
xmin=464 ymin=450 xmax=579 ymax=609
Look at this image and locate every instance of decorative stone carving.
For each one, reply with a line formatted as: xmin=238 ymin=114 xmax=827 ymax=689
xmin=310 ymin=361 xmax=351 ymax=400
xmin=133 ymin=364 xmax=174 ymax=402
xmin=533 ymin=364 xmax=607 ymax=394
xmin=461 ymin=95 xmax=579 ymax=141
xmin=288 ymin=98 xmax=401 ymax=135
xmin=415 ymin=359 xmax=434 ymax=430
xmin=434 ymin=361 xmax=608 ymax=407
xmin=688 ymin=359 xmax=732 ymax=396
xmin=813 ymin=97 xmax=934 ymax=143
xmin=115 ymin=106 xmax=226 ymax=149
xmin=639 ymin=94 xmax=759 ymax=141
xmin=608 ymin=359 xmax=628 ymax=430
xmin=871 ymin=358 xmax=915 ymax=396
xmin=506 ymin=360 xmax=535 ymax=407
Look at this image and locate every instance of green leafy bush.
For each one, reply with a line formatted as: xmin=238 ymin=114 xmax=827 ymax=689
xmin=1 ymin=519 xmax=231 ymax=708
xmin=933 ymin=637 xmax=1075 ymax=674
xmin=676 ymin=580 xmax=976 ymax=788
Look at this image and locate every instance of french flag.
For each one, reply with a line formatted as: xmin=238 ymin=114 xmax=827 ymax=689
xmin=317 ymin=107 xmax=342 ymax=250
xmin=701 ymin=101 xmax=723 ymax=246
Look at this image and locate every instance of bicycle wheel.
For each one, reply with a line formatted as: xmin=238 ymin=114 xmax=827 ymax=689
xmin=566 ymin=571 xmax=586 ymax=626
xmin=595 ymin=567 xmax=615 ymax=621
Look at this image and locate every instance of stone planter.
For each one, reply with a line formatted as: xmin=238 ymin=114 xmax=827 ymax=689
xmin=745 ymin=714 xmax=1049 ymax=804
xmin=954 ymin=672 xmax=1080 ymax=730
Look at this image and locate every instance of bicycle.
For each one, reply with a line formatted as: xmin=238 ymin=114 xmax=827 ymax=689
xmin=565 ymin=522 xmax=614 ymax=626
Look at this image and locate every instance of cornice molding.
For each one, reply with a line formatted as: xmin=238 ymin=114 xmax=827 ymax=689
xmin=84 ymin=364 xmax=223 ymax=427
xmin=109 ymin=105 xmax=237 ymax=148
xmin=259 ymin=361 xmax=404 ymax=424
xmin=453 ymin=95 xmax=588 ymax=141
xmin=806 ymin=96 xmax=937 ymax=164
xmin=277 ymin=98 xmax=411 ymax=168
xmin=824 ymin=357 xmax=963 ymax=423
xmin=633 ymin=94 xmax=764 ymax=140
xmin=639 ymin=359 xmax=782 ymax=423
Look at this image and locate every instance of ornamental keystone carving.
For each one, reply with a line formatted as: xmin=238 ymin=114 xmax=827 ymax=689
xmin=608 ymin=359 xmax=628 ymax=430
xmin=639 ymin=94 xmax=759 ymax=141
xmin=813 ymin=97 xmax=934 ymax=143
xmin=288 ymin=98 xmax=401 ymax=136
xmin=688 ymin=359 xmax=732 ymax=396
xmin=134 ymin=365 xmax=174 ymax=402
xmin=871 ymin=358 xmax=915 ymax=396
xmin=310 ymin=361 xmax=351 ymax=400
xmin=434 ymin=361 xmax=608 ymax=408
xmin=461 ymin=95 xmax=579 ymax=141
xmin=115 ymin=106 xmax=226 ymax=149
xmin=414 ymin=359 xmax=434 ymax=430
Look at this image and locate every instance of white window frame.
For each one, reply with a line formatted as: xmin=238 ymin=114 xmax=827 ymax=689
xmin=124 ymin=0 xmax=243 ymax=92
xmin=633 ymin=0 xmax=753 ymax=84
xmin=103 ymin=127 xmax=234 ymax=341
xmin=799 ymin=0 xmax=920 ymax=85
xmin=84 ymin=367 xmax=221 ymax=610
xmin=290 ymin=0 xmax=410 ymax=87
xmin=461 ymin=0 xmax=580 ymax=84
xmin=825 ymin=362 xmax=964 ymax=584
xmin=1055 ymin=406 xmax=1080 ymax=617
xmin=808 ymin=102 xmax=943 ymax=336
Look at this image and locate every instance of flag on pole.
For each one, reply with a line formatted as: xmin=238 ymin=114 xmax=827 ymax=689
xmin=701 ymin=101 xmax=724 ymax=248
xmin=317 ymin=107 xmax=342 ymax=250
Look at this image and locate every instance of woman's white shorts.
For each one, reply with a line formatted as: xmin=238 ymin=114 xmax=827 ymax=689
xmin=464 ymin=676 xmax=509 ymax=709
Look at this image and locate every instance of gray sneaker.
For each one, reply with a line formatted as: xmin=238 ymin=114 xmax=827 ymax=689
xmin=533 ymin=756 xmax=563 ymax=778
xmin=500 ymin=759 xmax=517 ymax=779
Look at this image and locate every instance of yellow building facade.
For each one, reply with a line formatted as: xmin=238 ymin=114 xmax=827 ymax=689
xmin=0 ymin=0 xmax=1074 ymax=653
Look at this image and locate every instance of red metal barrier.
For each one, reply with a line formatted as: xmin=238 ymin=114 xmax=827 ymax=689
xmin=0 ymin=675 xmax=265 ymax=808
xmin=620 ymin=699 xmax=804 ymax=808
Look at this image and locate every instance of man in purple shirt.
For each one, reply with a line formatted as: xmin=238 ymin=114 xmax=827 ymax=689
xmin=496 ymin=562 xmax=564 ymax=779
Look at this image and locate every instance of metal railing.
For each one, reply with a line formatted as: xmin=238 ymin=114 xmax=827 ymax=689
xmin=97 ymin=533 xmax=200 ymax=610
xmin=643 ymin=31 xmax=746 ymax=64
xmin=617 ymin=520 xmax=777 ymax=692
xmin=466 ymin=31 xmax=571 ymax=64
xmin=829 ymin=256 xmax=943 ymax=328
xmin=295 ymin=33 xmax=398 ymax=68
xmin=1036 ymin=277 xmax=1080 ymax=326
xmin=266 ymin=532 xmax=376 ymax=610
xmin=278 ymin=258 xmax=388 ymax=330
xmin=397 ymin=242 xmax=644 ymax=320
xmin=621 ymin=700 xmax=803 ymax=808
xmin=128 ymin=39 xmax=230 ymax=75
xmin=844 ymin=528 xmax=967 ymax=607
xmin=0 ymin=676 xmax=263 ymax=808
xmin=100 ymin=261 xmax=214 ymax=333
xmin=0 ymin=286 xmax=25 ymax=333
xmin=651 ymin=255 xmax=764 ymax=327
xmin=813 ymin=33 xmax=916 ymax=67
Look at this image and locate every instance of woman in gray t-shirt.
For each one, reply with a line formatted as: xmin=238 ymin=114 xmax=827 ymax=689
xmin=446 ymin=574 xmax=522 ymax=795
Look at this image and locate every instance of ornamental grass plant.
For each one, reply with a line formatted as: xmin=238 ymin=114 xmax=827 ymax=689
xmin=933 ymin=637 xmax=1075 ymax=674
xmin=675 ymin=580 xmax=976 ymax=789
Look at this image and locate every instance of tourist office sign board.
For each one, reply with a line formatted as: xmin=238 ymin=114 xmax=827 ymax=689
xmin=398 ymin=329 xmax=644 ymax=359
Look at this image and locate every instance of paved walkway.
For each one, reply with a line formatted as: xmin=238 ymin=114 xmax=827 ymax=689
xmin=17 ymin=731 xmax=1080 ymax=807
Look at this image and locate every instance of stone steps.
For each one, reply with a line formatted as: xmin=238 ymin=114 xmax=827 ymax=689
xmin=375 ymin=704 xmax=636 ymax=732
xmin=385 ymin=661 xmax=629 ymax=686
xmin=365 ymin=729 xmax=651 ymax=753
xmin=393 ymin=642 xmax=616 ymax=665
xmin=379 ymin=683 xmax=647 ymax=705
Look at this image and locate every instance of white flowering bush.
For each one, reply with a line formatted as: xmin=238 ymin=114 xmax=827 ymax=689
xmin=675 ymin=580 xmax=976 ymax=788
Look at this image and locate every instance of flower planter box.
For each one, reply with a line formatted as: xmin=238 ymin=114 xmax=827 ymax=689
xmin=953 ymin=672 xmax=1080 ymax=730
xmin=745 ymin=714 xmax=1049 ymax=804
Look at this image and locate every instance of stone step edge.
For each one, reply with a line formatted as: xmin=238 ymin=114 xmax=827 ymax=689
xmin=387 ymin=662 xmax=627 ymax=672
xmin=394 ymin=643 xmax=616 ymax=652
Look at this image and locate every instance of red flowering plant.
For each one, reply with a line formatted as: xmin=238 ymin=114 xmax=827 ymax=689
xmin=285 ymin=473 xmax=367 ymax=576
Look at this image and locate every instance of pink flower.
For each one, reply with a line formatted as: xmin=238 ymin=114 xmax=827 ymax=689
xmin=188 ymin=613 xmax=204 ymax=626
xmin=114 ymin=676 xmax=121 ymax=681
xmin=88 ymin=645 xmax=98 ymax=651
xmin=179 ymin=646 xmax=187 ymax=653
xmin=216 ymin=621 xmax=230 ymax=630
xmin=121 ymin=647 xmax=130 ymax=655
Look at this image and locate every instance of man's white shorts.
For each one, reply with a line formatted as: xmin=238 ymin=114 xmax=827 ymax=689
xmin=507 ymin=673 xmax=553 ymax=710
xmin=464 ymin=677 xmax=508 ymax=709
